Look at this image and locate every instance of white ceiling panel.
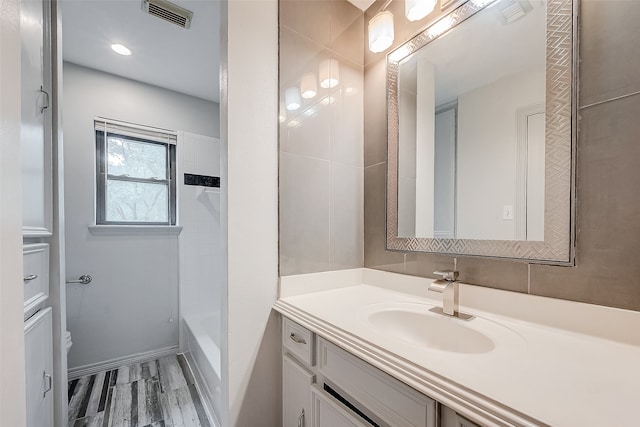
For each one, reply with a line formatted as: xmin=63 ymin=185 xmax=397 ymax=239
xmin=62 ymin=0 xmax=220 ymax=102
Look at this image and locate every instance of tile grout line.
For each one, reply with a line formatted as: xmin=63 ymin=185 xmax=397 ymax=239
xmin=580 ymin=89 xmax=640 ymax=110
xmin=280 ymin=25 xmax=365 ymax=71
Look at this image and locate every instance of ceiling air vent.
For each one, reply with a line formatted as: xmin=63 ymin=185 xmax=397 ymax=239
xmin=142 ymin=0 xmax=193 ymax=29
xmin=498 ymin=0 xmax=532 ymax=24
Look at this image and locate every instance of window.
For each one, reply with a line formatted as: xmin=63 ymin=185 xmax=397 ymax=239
xmin=95 ymin=119 xmax=176 ymax=225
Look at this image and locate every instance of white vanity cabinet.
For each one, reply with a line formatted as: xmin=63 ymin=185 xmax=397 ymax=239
xmin=24 ymin=307 xmax=54 ymax=427
xmin=282 ymin=317 xmax=438 ymax=427
xmin=20 ymin=0 xmax=53 ymax=237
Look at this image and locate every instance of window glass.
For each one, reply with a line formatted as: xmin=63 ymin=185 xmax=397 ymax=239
xmin=106 ymin=180 xmax=168 ymax=223
xmin=107 ymin=137 xmax=167 ymax=180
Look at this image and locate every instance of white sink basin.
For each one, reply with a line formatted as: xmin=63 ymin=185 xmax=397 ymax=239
xmin=362 ymin=302 xmax=521 ymax=354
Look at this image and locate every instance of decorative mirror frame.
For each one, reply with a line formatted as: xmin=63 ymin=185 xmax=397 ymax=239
xmin=386 ymin=0 xmax=577 ymax=264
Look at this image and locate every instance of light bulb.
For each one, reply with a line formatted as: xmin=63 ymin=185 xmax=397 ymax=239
xmin=405 ymin=0 xmax=436 ymax=21
xmin=111 ymin=43 xmax=131 ymax=56
xmin=319 ymin=59 xmax=340 ymax=89
xmin=368 ymin=11 xmax=394 ymax=53
xmin=285 ymin=87 xmax=301 ymax=111
xmin=300 ymin=73 xmax=317 ymax=99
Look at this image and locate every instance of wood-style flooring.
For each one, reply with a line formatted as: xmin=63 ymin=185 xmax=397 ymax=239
xmin=68 ymin=354 xmax=211 ymax=427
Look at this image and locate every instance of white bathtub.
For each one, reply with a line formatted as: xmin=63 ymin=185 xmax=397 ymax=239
xmin=184 ymin=313 xmax=222 ymax=426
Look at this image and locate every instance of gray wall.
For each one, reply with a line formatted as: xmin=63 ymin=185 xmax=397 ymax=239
xmin=63 ymin=62 xmax=220 ymax=370
xmin=364 ymin=0 xmax=640 ymax=311
xmin=278 ymin=0 xmax=365 ymax=275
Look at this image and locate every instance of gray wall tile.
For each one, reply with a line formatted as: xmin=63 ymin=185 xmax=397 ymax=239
xmin=364 ymin=162 xmax=405 ymax=268
xmin=579 ymin=0 xmax=640 ymax=107
xmin=279 ymin=152 xmax=332 ymax=275
xmin=279 ymin=0 xmax=365 ymax=276
xmin=364 ymin=60 xmax=388 ymax=167
xmin=529 ymin=93 xmax=640 ymax=310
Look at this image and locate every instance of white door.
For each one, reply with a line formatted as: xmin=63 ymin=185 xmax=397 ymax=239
xmin=526 ymin=112 xmax=545 ymax=241
xmin=434 ymin=107 xmax=457 ymax=238
xmin=283 ymin=355 xmax=314 ymax=427
xmin=24 ymin=308 xmax=54 ymax=427
xmin=20 ymin=0 xmax=52 ymax=237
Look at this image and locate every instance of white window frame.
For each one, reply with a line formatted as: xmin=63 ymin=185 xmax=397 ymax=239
xmin=94 ymin=118 xmax=177 ymax=226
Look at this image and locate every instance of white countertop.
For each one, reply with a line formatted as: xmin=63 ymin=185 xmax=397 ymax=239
xmin=273 ymin=268 xmax=640 ymax=427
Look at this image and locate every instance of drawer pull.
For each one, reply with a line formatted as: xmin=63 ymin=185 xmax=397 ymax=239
xmin=43 ymin=372 xmax=52 ymax=397
xmin=40 ymin=86 xmax=50 ymax=114
xmin=298 ymin=408 xmax=305 ymax=427
xmin=289 ymin=332 xmax=307 ymax=345
xmin=23 ymin=274 xmax=38 ymax=282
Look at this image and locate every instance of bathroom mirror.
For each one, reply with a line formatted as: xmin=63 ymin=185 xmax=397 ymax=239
xmin=386 ymin=0 xmax=576 ymax=263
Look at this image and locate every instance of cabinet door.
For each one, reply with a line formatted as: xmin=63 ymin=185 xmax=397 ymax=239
xmin=20 ymin=0 xmax=52 ymax=237
xmin=24 ymin=308 xmax=54 ymax=427
xmin=311 ymin=387 xmax=367 ymax=427
xmin=440 ymin=405 xmax=481 ymax=427
xmin=283 ymin=354 xmax=315 ymax=427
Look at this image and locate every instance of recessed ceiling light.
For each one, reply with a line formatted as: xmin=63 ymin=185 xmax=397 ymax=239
xmin=111 ymin=44 xmax=131 ymax=56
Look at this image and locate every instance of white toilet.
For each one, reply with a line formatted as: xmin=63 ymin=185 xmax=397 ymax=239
xmin=65 ymin=331 xmax=72 ymax=354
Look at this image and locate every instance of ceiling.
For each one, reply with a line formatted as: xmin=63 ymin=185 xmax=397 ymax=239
xmin=400 ymin=0 xmax=546 ymax=105
xmin=347 ymin=0 xmax=376 ymax=10
xmin=61 ymin=0 xmax=220 ymax=103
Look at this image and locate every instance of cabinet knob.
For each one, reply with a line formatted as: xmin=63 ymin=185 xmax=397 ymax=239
xmin=23 ymin=274 xmax=38 ymax=282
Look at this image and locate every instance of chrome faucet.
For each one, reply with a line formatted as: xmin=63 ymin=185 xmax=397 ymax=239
xmin=428 ymin=270 xmax=459 ymax=316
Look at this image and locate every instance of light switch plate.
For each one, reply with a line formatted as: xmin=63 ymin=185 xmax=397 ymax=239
xmin=503 ymin=205 xmax=514 ymax=220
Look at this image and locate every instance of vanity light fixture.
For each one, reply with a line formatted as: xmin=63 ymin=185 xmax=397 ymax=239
xmin=405 ymin=0 xmax=437 ymax=21
xmin=300 ymin=73 xmax=318 ymax=99
xmin=111 ymin=43 xmax=132 ymax=56
xmin=319 ymin=59 xmax=340 ymax=89
xmin=368 ymin=11 xmax=394 ymax=53
xmin=285 ymin=87 xmax=301 ymax=111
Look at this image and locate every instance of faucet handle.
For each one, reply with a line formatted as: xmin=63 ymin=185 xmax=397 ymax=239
xmin=433 ymin=270 xmax=459 ymax=281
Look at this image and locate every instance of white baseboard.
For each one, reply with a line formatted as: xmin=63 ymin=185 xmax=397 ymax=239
xmin=184 ymin=352 xmax=220 ymax=427
xmin=68 ymin=345 xmax=179 ymax=380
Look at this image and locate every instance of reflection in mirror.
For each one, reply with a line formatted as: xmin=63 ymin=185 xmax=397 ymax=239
xmin=386 ymin=0 xmax=575 ymax=264
xmin=397 ymin=0 xmax=546 ymax=241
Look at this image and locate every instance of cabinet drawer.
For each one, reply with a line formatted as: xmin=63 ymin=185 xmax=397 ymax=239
xmin=23 ymin=243 xmax=49 ymax=319
xmin=317 ymin=337 xmax=436 ymax=427
xmin=441 ymin=405 xmax=482 ymax=427
xmin=283 ymin=317 xmax=314 ymax=366
xmin=311 ymin=385 xmax=368 ymax=427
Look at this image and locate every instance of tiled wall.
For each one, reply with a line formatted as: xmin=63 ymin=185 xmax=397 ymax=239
xmin=364 ymin=0 xmax=640 ymax=311
xmin=279 ymin=0 xmax=365 ymax=275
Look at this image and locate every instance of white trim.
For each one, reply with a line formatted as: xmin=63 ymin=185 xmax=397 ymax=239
xmin=184 ymin=352 xmax=221 ymax=427
xmin=94 ymin=117 xmax=178 ymax=144
xmin=88 ymin=225 xmax=182 ymax=236
xmin=67 ymin=345 xmax=179 ymax=379
xmin=516 ymin=104 xmax=545 ymax=240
